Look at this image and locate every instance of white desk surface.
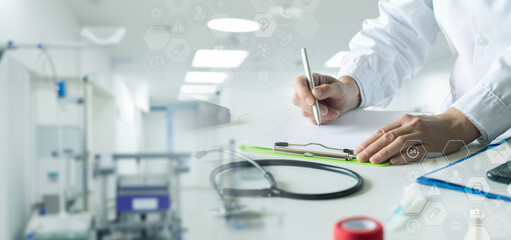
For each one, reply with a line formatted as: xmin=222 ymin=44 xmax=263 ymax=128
xmin=174 ymin=89 xmax=511 ymax=240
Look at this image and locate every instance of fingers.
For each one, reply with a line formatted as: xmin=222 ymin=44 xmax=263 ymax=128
xmin=292 ymin=93 xmax=327 ymax=115
xmin=389 ymin=154 xmax=406 ymax=165
xmin=312 ymin=82 xmax=342 ymax=101
xmin=311 ymin=73 xmax=322 ymax=85
xmin=356 ymin=113 xmax=429 ymax=164
xmin=292 ymin=75 xmax=315 ymax=106
xmin=368 ymin=133 xmax=420 ymax=164
xmin=355 ymin=120 xmax=403 ymax=155
xmin=301 ymin=104 xmax=341 ymax=124
xmin=293 ymin=73 xmax=338 ymax=106
xmin=357 ymin=128 xmax=415 ymax=163
xmin=292 ymin=73 xmax=345 ymax=125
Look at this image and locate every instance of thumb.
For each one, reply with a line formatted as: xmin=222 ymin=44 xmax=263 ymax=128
xmin=312 ymin=83 xmax=342 ymax=100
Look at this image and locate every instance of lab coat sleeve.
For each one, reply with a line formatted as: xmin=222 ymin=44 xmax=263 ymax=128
xmin=451 ymin=48 xmax=511 ymax=144
xmin=337 ymin=0 xmax=439 ymax=108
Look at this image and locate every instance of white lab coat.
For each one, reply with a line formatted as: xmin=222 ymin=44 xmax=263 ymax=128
xmin=338 ymin=0 xmax=511 ymax=144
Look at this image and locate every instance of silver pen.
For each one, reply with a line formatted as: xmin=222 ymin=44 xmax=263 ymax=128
xmin=300 ymin=48 xmax=321 ymax=126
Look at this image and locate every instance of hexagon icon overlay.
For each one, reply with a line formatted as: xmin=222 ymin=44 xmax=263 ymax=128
xmin=402 ymin=140 xmax=427 ymax=164
xmin=272 ymin=26 xmax=298 ymax=50
xmin=228 ymin=32 xmax=255 ymax=50
xmin=484 ymin=195 xmax=509 ymax=214
xmin=464 ymin=202 xmax=491 ymax=226
xmin=144 ymin=26 xmax=170 ymax=50
xmin=144 ymin=51 xmax=170 ymax=75
xmin=464 ymin=176 xmax=491 ymax=201
xmin=464 ymin=153 xmax=492 ymax=177
xmin=187 ymin=1 xmax=212 ymax=25
xmin=250 ymin=0 xmax=277 ymax=13
xmin=422 ymin=183 xmax=446 ymax=202
xmin=399 ymin=165 xmax=426 ymax=186
xmin=443 ymin=140 xmax=470 ymax=163
xmin=169 ymin=14 xmax=190 ymax=37
xmin=168 ymin=0 xmax=191 ymax=12
xmin=442 ymin=189 xmax=470 ymax=214
xmin=145 ymin=1 xmax=171 ymax=25
xmin=166 ymin=38 xmax=191 ymax=63
xmin=485 ymin=213 xmax=511 ymax=238
xmin=441 ymin=163 xmax=470 ymax=187
xmin=271 ymin=0 xmax=299 ymax=25
xmin=251 ymin=63 xmax=274 ymax=87
xmin=442 ymin=213 xmax=469 ymax=238
xmin=253 ymin=14 xmax=277 ymax=38
xmin=272 ymin=50 xmax=300 ymax=73
xmin=401 ymin=217 xmax=427 ymax=239
xmin=251 ymin=38 xmax=277 ymax=62
xmin=421 ymin=157 xmax=448 ymax=174
xmin=293 ymin=0 xmax=320 ymax=13
xmin=421 ymin=201 xmax=448 ymax=226
xmin=485 ymin=141 xmax=511 ymax=165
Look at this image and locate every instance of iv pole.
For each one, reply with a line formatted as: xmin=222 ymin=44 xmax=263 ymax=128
xmin=0 ymin=26 xmax=126 ymax=211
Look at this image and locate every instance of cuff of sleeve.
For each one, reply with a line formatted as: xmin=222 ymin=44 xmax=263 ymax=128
xmin=451 ymin=86 xmax=511 ymax=145
xmin=337 ymin=59 xmax=379 ymax=109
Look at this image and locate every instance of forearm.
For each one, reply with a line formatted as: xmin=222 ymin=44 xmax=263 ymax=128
xmin=338 ymin=76 xmax=361 ymax=111
xmin=436 ymin=108 xmax=481 ymax=144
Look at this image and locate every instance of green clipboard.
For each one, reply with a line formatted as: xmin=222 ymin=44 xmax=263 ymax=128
xmin=239 ymin=144 xmax=389 ymax=167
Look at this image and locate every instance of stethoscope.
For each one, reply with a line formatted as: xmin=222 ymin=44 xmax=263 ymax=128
xmin=196 ymin=149 xmax=364 ymax=203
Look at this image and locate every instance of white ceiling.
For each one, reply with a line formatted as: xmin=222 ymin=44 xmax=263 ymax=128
xmin=66 ymin=0 xmax=451 ymax=104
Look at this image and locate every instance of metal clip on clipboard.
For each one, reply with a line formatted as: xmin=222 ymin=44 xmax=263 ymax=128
xmin=273 ymin=142 xmax=356 ymax=161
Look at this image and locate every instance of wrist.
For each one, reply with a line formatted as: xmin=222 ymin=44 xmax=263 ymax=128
xmin=442 ymin=108 xmax=481 ymax=143
xmin=339 ymin=76 xmax=361 ymax=110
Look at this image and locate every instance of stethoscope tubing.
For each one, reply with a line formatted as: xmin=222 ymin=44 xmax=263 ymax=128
xmin=210 ymin=159 xmax=364 ymax=200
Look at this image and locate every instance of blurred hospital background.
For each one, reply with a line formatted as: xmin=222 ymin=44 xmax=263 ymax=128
xmin=0 ymin=0 xmax=455 ymax=239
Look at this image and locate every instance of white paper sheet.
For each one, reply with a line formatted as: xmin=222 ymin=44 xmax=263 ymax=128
xmin=245 ymin=110 xmax=411 ymax=150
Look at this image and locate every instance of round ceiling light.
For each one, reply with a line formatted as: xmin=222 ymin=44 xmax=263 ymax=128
xmin=207 ymin=18 xmax=260 ymax=33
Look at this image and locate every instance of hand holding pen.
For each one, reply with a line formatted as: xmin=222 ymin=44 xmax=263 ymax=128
xmin=292 ymin=61 xmax=361 ymax=125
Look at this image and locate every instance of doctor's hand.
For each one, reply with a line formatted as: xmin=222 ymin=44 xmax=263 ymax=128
xmin=292 ymin=74 xmax=361 ymax=124
xmin=354 ymin=108 xmax=481 ymax=165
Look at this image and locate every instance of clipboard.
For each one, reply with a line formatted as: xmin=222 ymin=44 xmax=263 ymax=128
xmin=239 ymin=144 xmax=388 ymax=166
xmin=272 ymin=142 xmax=356 ymax=161
xmin=240 ymin=110 xmax=416 ymax=167
xmin=416 ymin=136 xmax=511 ymax=202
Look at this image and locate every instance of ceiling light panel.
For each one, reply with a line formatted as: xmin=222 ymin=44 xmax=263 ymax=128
xmin=185 ymin=71 xmax=229 ymax=84
xmin=207 ymin=18 xmax=260 ymax=33
xmin=192 ymin=49 xmax=249 ymax=68
xmin=180 ymin=84 xmax=218 ymax=94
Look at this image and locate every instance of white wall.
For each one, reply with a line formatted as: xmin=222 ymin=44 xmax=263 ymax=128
xmin=114 ymin=76 xmax=145 ymax=153
xmin=0 ymin=44 xmax=9 ymax=240
xmin=0 ymin=0 xmax=145 ymax=239
xmin=143 ymin=111 xmax=167 ymax=152
xmin=0 ymin=58 xmax=33 ymax=240
xmin=0 ymin=0 xmax=111 ymax=78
